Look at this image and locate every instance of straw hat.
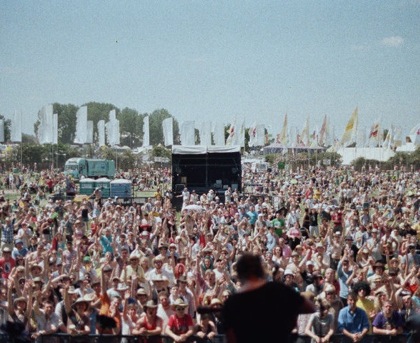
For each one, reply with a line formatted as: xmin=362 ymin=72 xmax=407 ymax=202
xmin=72 ymin=295 xmax=92 ymax=309
xmin=117 ymin=283 xmax=129 ymax=291
xmin=13 ymin=297 xmax=27 ymax=306
xmin=172 ymin=298 xmax=188 ymax=308
xmin=143 ymin=300 xmax=158 ymax=309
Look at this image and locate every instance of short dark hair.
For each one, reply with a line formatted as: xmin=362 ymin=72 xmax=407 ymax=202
xmin=235 ymin=253 xmax=265 ymax=282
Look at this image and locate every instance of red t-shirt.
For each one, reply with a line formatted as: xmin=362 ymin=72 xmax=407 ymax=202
xmin=0 ymin=257 xmax=15 ymax=279
xmin=167 ymin=314 xmax=193 ymax=335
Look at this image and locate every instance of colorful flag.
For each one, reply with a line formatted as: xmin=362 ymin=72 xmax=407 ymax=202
xmin=340 ymin=107 xmax=358 ymax=146
xmin=278 ymin=114 xmax=288 ymax=146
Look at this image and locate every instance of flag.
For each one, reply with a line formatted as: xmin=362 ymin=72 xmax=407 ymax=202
xmin=248 ymin=122 xmax=257 ymax=147
xmin=278 ymin=114 xmax=288 ymax=146
xmin=180 ymin=121 xmax=195 ymax=146
xmin=52 ymin=113 xmax=58 ymax=145
xmin=236 ymin=119 xmax=245 ymax=147
xmin=37 ymin=105 xmax=53 ymax=144
xmin=98 ymin=120 xmax=105 ymax=146
xmin=318 ymin=115 xmax=328 ymax=146
xmin=0 ymin=120 xmax=4 ymax=143
xmin=86 ymin=121 xmax=93 ymax=144
xmin=226 ymin=120 xmax=236 ymax=146
xmin=255 ymin=125 xmax=265 ymax=146
xmin=340 ymin=107 xmax=358 ymax=147
xmin=74 ymin=106 xmax=88 ymax=144
xmin=383 ymin=126 xmax=393 ymax=149
xmin=408 ymin=122 xmax=420 ymax=145
xmin=212 ymin=122 xmax=225 ymax=146
xmin=300 ymin=116 xmax=310 ymax=147
xmin=198 ymin=121 xmax=212 ymax=146
xmin=369 ymin=122 xmax=379 ymax=138
xmin=162 ymin=117 xmax=174 ymax=146
xmin=143 ymin=116 xmax=150 ymax=147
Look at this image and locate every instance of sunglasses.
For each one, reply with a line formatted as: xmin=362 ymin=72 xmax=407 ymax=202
xmin=176 ymin=307 xmax=185 ymax=311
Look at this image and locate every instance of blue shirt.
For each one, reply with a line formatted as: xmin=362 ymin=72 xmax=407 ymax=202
xmin=338 ymin=306 xmax=370 ymax=334
xmin=337 ymin=261 xmax=352 ymax=299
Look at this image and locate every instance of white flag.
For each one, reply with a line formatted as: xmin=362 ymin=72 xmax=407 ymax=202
xmin=180 ymin=121 xmax=195 ymax=146
xmin=248 ymin=122 xmax=257 ymax=147
xmin=143 ymin=116 xmax=150 ymax=147
xmin=198 ymin=121 xmax=212 ymax=146
xmin=212 ymin=122 xmax=225 ymax=146
xmin=52 ymin=113 xmax=58 ymax=145
xmin=0 ymin=120 xmax=4 ymax=143
xmin=86 ymin=121 xmax=93 ymax=144
xmin=162 ymin=117 xmax=174 ymax=146
xmin=226 ymin=120 xmax=236 ymax=146
xmin=106 ymin=121 xmax=113 ymax=146
xmin=98 ymin=120 xmax=105 ymax=146
xmin=234 ymin=119 xmax=245 ymax=147
xmin=38 ymin=105 xmax=53 ymax=144
xmin=11 ymin=110 xmax=22 ymax=143
xmin=109 ymin=109 xmax=116 ymax=122
xmin=113 ymin=120 xmax=120 ymax=146
xmin=74 ymin=106 xmax=88 ymax=144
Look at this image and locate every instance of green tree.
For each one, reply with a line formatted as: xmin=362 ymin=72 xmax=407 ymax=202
xmin=118 ymin=150 xmax=137 ymax=170
xmin=0 ymin=115 xmax=12 ymax=142
xmin=151 ymin=145 xmax=171 ymax=159
xmin=85 ymin=102 xmax=118 ymax=141
xmin=33 ymin=103 xmax=78 ymax=144
xmin=148 ymin=109 xmax=180 ymax=146
xmin=118 ymin=107 xmax=142 ymax=148
xmin=54 ymin=103 xmax=79 ymax=144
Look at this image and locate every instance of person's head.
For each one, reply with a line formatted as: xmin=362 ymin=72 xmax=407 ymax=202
xmin=324 ymin=268 xmax=335 ymax=281
xmin=1 ymin=247 xmax=11 ymax=258
xmin=72 ymin=297 xmax=90 ymax=313
xmin=143 ymin=300 xmax=158 ymax=317
xmin=341 ymin=258 xmax=350 ymax=271
xmin=347 ymin=292 xmax=358 ymax=310
xmin=324 ymin=285 xmax=336 ymax=299
xmin=129 ymin=255 xmax=140 ymax=266
xmin=235 ymin=253 xmax=265 ymax=283
xmin=172 ymin=298 xmax=188 ymax=317
xmin=317 ymin=298 xmax=331 ymax=317
xmin=382 ymin=300 xmax=394 ymax=315
xmin=283 ymin=268 xmax=295 ymax=284
xmin=136 ymin=288 xmax=149 ymax=304
xmin=373 ymin=262 xmax=385 ymax=275
xmin=158 ymin=291 xmax=169 ymax=307
xmin=13 ymin=297 xmax=27 ymax=311
xmin=353 ymin=281 xmax=371 ymax=298
xmin=312 ymin=272 xmax=323 ymax=285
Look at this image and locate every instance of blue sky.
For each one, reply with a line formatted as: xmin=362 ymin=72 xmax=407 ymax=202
xmin=1 ymin=1 xmax=419 ymax=138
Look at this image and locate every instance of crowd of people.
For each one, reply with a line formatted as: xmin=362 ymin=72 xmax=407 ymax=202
xmin=0 ymin=162 xmax=419 ymax=342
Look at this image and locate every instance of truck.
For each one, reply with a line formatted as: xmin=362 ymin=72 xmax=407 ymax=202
xmin=64 ymin=158 xmax=116 ymax=180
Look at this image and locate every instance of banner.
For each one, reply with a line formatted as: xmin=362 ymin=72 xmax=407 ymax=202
xmin=198 ymin=121 xmax=212 ymax=146
xmin=143 ymin=116 xmax=150 ymax=147
xmin=52 ymin=113 xmax=58 ymax=145
xmin=98 ymin=120 xmax=105 ymax=146
xmin=12 ymin=110 xmax=22 ymax=143
xmin=180 ymin=121 xmax=195 ymax=146
xmin=37 ymin=105 xmax=53 ymax=144
xmin=86 ymin=121 xmax=93 ymax=144
xmin=74 ymin=106 xmax=88 ymax=144
xmin=340 ymin=107 xmax=358 ymax=147
xmin=212 ymin=122 xmax=225 ymax=146
xmin=162 ymin=117 xmax=174 ymax=146
xmin=277 ymin=114 xmax=288 ymax=145
xmin=0 ymin=120 xmax=4 ymax=143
